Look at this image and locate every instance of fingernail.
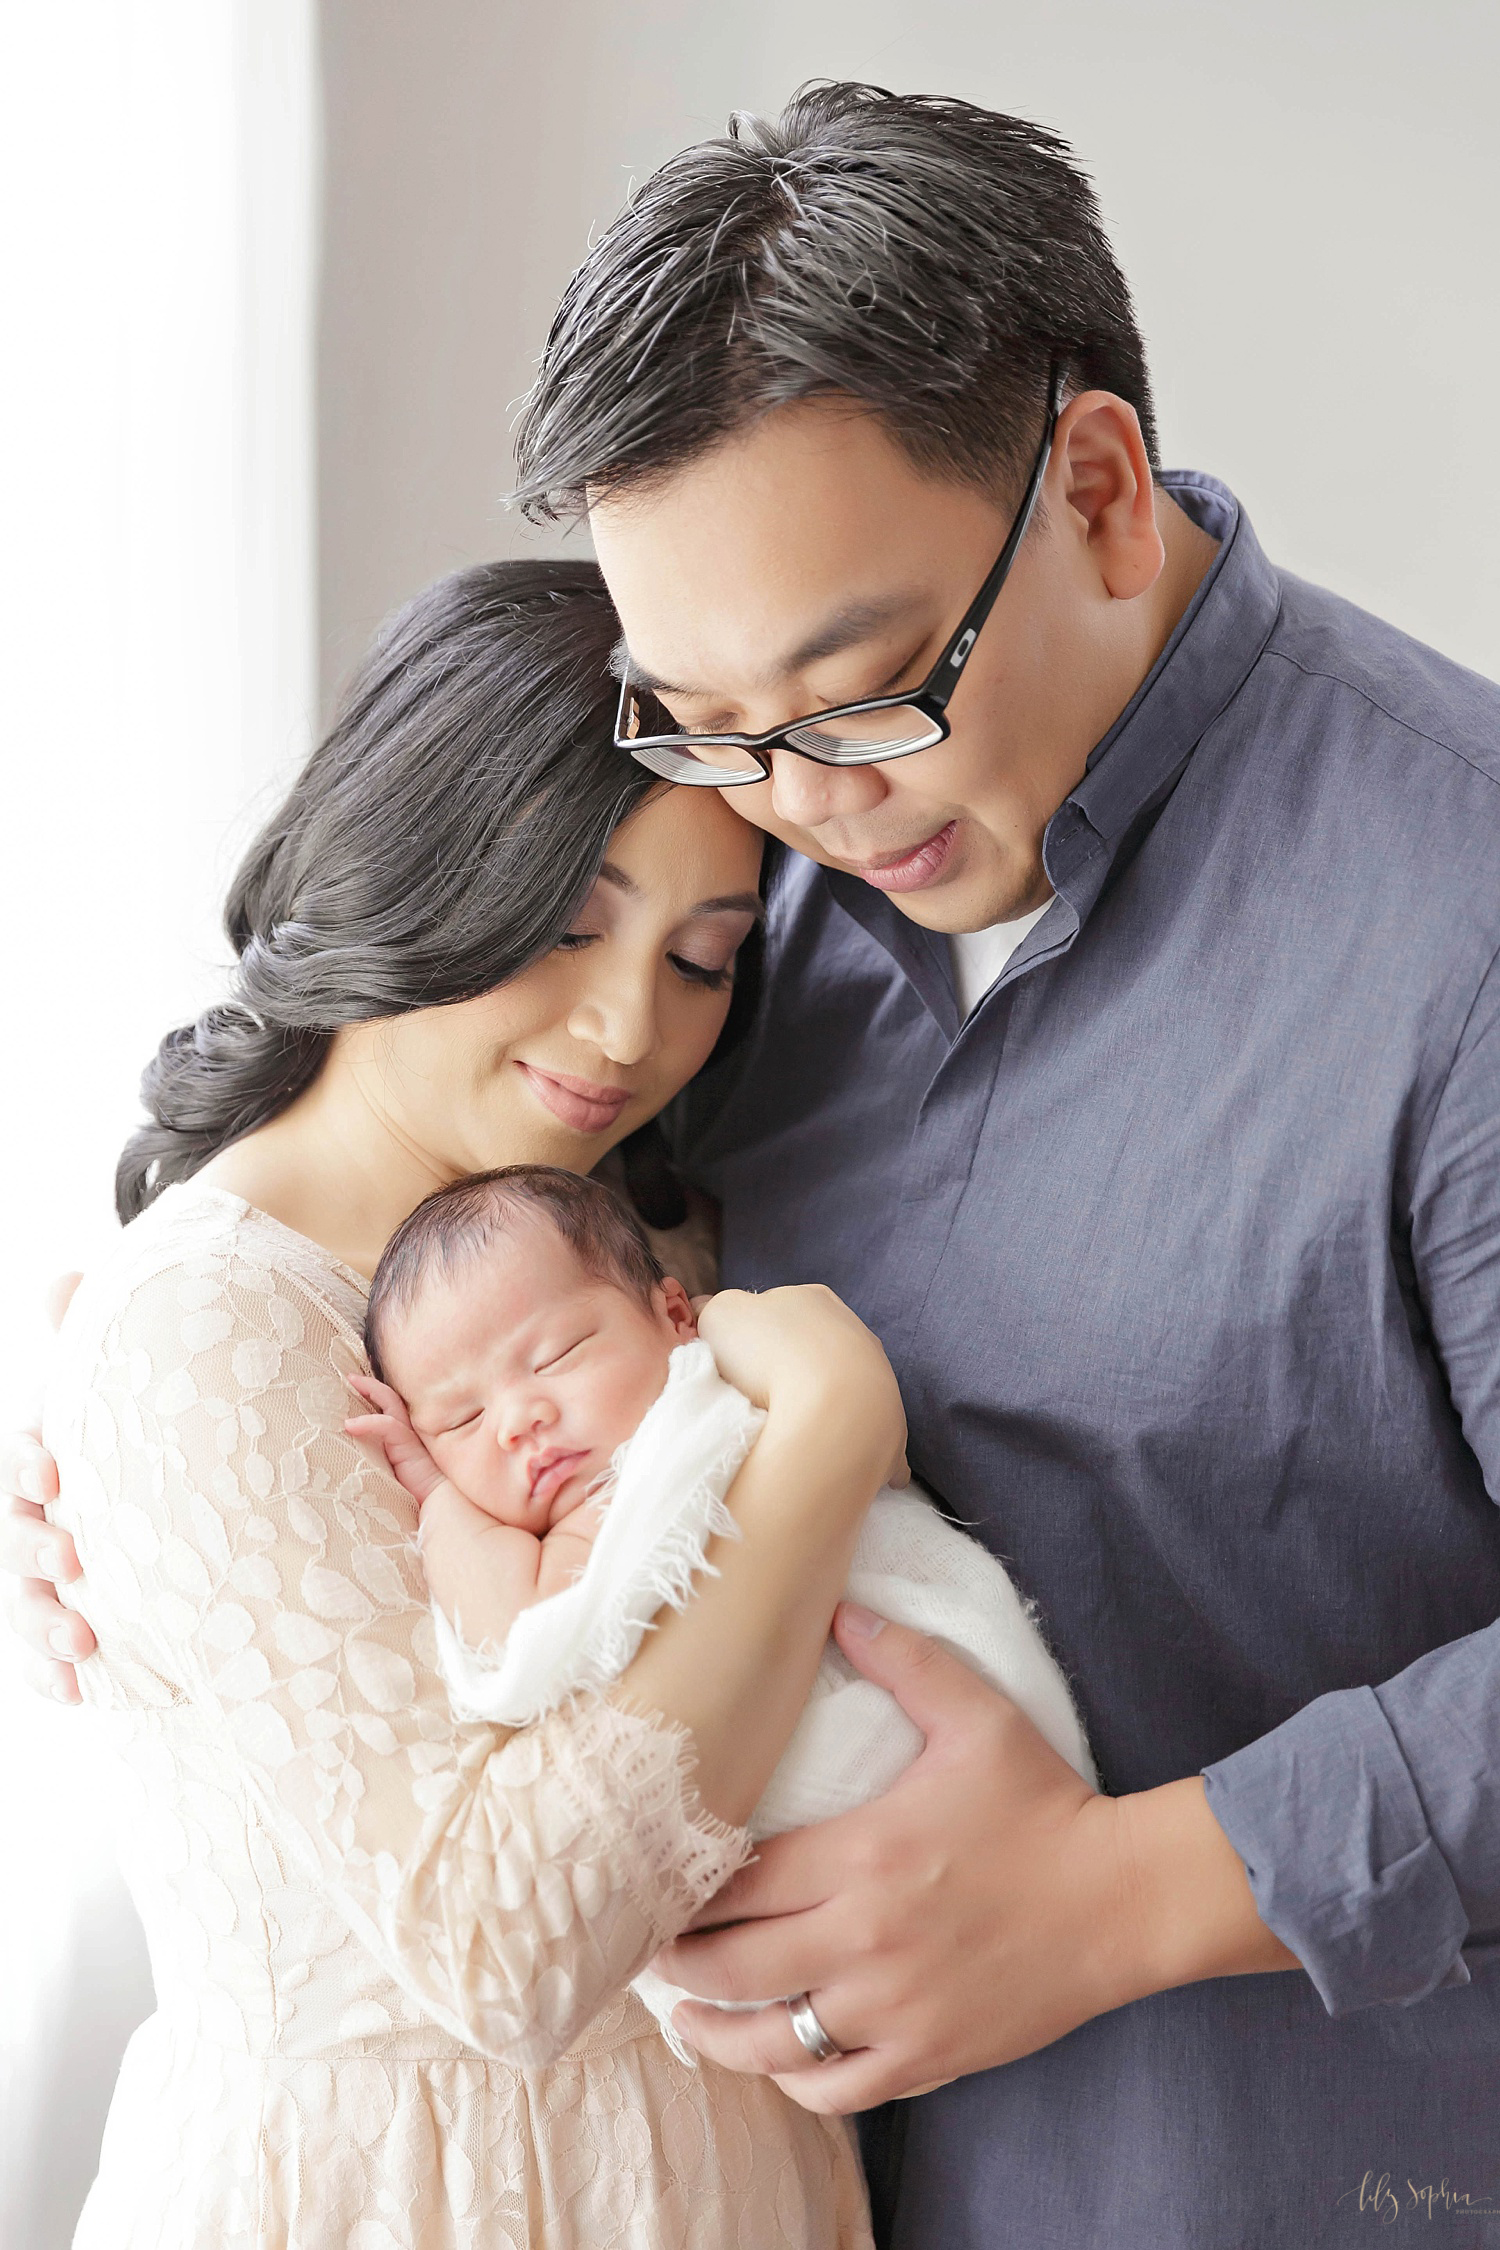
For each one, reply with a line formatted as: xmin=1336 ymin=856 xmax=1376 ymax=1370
xmin=52 ymin=1679 xmax=76 ymax=1703
xmin=19 ymin=1466 xmax=41 ymax=1502
xmin=44 ymin=1542 xmax=67 ymax=1578
xmin=839 ymin=1602 xmax=885 ymax=1639
xmin=49 ymin=1626 xmax=75 ymax=1659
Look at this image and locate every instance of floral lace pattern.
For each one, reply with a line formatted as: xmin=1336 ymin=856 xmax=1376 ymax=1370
xmin=45 ymin=1184 xmax=869 ymax=2249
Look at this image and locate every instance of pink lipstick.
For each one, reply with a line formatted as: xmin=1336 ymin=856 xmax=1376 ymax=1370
xmin=518 ymin=1064 xmax=631 ymax=1135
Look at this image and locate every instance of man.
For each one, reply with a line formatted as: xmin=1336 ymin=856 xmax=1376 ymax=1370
xmin=513 ymin=83 xmax=1500 ymax=2247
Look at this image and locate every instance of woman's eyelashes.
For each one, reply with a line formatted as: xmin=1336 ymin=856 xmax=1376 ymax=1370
xmin=668 ymin=951 xmax=735 ymax=991
xmin=552 ymin=925 xmax=738 ymax=990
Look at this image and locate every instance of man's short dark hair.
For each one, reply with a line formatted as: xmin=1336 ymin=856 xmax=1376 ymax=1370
xmin=514 ymin=81 xmax=1158 ymax=523
xmin=364 ymin=1165 xmax=665 ymax=1383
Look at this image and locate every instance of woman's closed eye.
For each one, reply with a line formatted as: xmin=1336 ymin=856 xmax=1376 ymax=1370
xmin=668 ymin=950 xmax=735 ymax=991
xmin=553 ymin=926 xmax=736 ymax=989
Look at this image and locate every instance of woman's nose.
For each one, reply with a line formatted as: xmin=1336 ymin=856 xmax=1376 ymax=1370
xmin=566 ymin=956 xmax=658 ymax=1067
xmin=765 ymin=747 xmax=888 ymax=831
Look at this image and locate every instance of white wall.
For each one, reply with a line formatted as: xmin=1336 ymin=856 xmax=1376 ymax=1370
xmin=317 ymin=0 xmax=1500 ymax=711
xmin=0 ymin=9 xmax=318 ymax=2243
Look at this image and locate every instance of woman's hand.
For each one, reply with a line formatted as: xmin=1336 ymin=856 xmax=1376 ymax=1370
xmin=0 ymin=1274 xmax=94 ymax=1701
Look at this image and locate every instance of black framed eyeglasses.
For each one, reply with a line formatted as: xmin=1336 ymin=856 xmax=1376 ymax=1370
xmin=615 ymin=361 xmax=1066 ymax=787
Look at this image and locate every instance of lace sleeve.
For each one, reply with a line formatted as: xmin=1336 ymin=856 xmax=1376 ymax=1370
xmin=51 ymin=1224 xmax=749 ymax=2066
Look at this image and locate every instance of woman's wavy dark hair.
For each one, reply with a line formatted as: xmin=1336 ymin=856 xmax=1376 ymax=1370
xmin=117 ymin=560 xmax=682 ymax=1222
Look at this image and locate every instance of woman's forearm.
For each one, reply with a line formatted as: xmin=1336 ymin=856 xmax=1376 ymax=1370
xmin=618 ymin=1356 xmax=899 ymax=1826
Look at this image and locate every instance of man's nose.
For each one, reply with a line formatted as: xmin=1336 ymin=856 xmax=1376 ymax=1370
xmin=765 ymin=747 xmax=888 ymax=830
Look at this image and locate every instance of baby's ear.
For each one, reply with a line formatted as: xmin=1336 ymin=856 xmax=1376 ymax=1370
xmin=657 ymin=1275 xmax=699 ymax=1342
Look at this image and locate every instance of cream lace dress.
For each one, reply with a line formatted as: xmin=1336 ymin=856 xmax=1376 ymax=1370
xmin=43 ymin=1182 xmax=870 ymax=2250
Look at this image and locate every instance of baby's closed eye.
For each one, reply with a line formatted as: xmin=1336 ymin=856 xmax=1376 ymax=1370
xmin=535 ymin=1333 xmax=594 ymax=1373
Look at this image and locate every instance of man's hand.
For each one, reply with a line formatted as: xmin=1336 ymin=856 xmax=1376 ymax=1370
xmin=655 ymin=1602 xmax=1298 ymax=2115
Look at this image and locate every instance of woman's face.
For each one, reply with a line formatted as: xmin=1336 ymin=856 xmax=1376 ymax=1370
xmin=344 ymin=787 xmax=763 ymax=1180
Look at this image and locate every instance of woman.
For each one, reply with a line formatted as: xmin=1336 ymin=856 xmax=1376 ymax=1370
xmin=13 ymin=561 xmax=893 ymax=2246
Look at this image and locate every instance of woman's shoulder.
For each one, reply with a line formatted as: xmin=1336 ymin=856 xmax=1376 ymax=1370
xmin=56 ymin=1181 xmax=368 ymax=1379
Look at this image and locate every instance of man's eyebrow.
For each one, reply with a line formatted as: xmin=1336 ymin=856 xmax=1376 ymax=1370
xmin=614 ymin=593 xmax=920 ymax=703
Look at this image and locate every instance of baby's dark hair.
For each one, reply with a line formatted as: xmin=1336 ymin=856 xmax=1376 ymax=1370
xmin=364 ymin=1165 xmax=666 ymax=1383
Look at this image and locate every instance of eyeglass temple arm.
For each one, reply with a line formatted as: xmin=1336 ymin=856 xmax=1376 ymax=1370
xmin=927 ymin=360 xmax=1067 ymax=704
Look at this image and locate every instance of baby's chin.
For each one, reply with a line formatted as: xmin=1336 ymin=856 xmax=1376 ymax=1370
xmin=545 ymin=1463 xmax=614 ymax=1531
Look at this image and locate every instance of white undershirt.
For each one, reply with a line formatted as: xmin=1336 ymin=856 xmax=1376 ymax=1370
xmin=948 ymin=896 xmax=1055 ymax=1020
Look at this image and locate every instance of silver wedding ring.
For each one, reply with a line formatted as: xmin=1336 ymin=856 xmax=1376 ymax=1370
xmin=785 ymin=1990 xmax=844 ymax=2063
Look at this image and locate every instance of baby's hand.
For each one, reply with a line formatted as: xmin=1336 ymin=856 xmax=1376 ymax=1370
xmin=345 ymin=1374 xmax=446 ymax=1506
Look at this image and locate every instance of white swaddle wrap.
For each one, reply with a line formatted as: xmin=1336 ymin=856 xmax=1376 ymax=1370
xmin=433 ymin=1338 xmax=1097 ymax=2052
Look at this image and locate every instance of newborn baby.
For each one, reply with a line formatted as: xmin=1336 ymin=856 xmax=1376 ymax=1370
xmin=347 ymin=1168 xmax=697 ymax=1648
xmin=348 ymin=1164 xmax=1097 ymax=2045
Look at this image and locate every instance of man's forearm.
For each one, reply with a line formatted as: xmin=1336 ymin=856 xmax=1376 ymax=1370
xmin=1109 ymin=1776 xmax=1301 ymax=2004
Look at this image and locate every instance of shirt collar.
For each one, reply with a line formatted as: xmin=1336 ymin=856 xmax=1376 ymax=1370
xmin=821 ymin=473 xmax=1283 ymax=1020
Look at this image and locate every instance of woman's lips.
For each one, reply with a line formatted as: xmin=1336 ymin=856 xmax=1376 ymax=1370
xmin=847 ymin=820 xmax=960 ymax=894
xmin=517 ymin=1063 xmax=631 ymax=1134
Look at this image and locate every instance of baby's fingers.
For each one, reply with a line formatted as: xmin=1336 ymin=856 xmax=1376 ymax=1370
xmin=345 ymin=1412 xmax=399 ymax=1447
xmin=347 ymin=1373 xmax=408 ymax=1417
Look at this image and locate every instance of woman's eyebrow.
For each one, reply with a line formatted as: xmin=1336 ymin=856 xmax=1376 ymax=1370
xmin=595 ymin=864 xmax=764 ymax=920
xmin=690 ymin=891 xmax=765 ymax=919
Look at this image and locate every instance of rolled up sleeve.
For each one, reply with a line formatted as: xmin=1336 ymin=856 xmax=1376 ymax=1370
xmin=1205 ymin=948 xmax=1500 ymax=2015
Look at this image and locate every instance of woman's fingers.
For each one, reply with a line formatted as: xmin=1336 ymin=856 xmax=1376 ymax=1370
xmin=0 ymin=1430 xmax=59 ymax=1508
xmin=0 ymin=1495 xmax=95 ymax=1697
xmin=1 ymin=1492 xmax=78 ymax=1583
xmin=3 ymin=1577 xmax=92 ymax=1692
xmin=45 ymin=1270 xmax=84 ymax=1331
xmin=18 ymin=1647 xmax=85 ymax=1705
xmin=26 ymin=1584 xmax=95 ymax=1662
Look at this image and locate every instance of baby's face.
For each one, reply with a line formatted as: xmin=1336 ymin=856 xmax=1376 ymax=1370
xmin=382 ymin=1215 xmax=697 ymax=1533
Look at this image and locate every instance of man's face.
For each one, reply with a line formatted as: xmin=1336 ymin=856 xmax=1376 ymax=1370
xmin=591 ymin=397 xmax=1129 ymax=934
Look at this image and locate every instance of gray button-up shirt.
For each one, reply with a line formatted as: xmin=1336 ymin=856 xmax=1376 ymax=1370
xmin=670 ymin=474 xmax=1500 ymax=2247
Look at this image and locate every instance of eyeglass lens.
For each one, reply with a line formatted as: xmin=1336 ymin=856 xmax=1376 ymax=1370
xmin=627 ymin=697 xmax=943 ymax=782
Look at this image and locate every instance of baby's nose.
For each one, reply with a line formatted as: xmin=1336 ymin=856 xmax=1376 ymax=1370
xmin=498 ymin=1393 xmax=556 ymax=1446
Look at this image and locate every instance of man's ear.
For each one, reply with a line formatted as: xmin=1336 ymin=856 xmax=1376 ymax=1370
xmin=1055 ymin=390 xmax=1164 ymax=603
xmin=657 ymin=1275 xmax=699 ymax=1341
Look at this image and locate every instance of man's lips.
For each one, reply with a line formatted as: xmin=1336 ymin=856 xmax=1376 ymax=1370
xmin=518 ymin=1064 xmax=631 ymax=1134
xmin=528 ymin=1448 xmax=589 ymax=1508
xmin=843 ymin=819 xmax=960 ymax=894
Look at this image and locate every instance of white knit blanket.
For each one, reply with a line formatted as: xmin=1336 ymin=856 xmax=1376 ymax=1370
xmin=432 ymin=1337 xmax=1097 ymax=2051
